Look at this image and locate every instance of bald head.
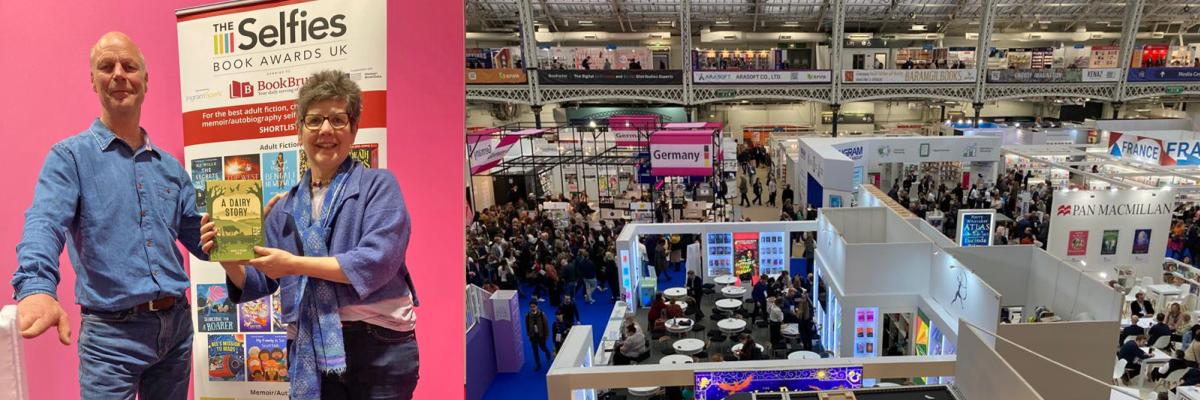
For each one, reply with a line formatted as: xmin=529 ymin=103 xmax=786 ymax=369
xmin=91 ymin=32 xmax=145 ymax=70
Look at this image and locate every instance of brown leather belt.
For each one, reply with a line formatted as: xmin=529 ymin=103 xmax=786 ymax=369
xmin=134 ymin=296 xmax=179 ymax=313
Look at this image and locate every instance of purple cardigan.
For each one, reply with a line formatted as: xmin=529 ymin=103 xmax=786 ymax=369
xmin=227 ymin=164 xmax=416 ymax=325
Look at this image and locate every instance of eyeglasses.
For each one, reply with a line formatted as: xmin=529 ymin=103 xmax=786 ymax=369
xmin=302 ymin=113 xmax=351 ymax=130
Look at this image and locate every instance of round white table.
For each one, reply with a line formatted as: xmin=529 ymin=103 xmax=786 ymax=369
xmin=659 ymin=354 xmax=694 ymax=365
xmin=673 ymin=338 xmax=705 ymax=355
xmin=731 ymin=342 xmax=765 ymax=353
xmin=665 ymin=318 xmax=694 ymax=335
xmin=668 ymin=300 xmax=689 ymax=311
xmin=714 ymin=275 xmax=738 ymax=287
xmin=628 ymin=386 xmax=661 ymax=397
xmin=664 ymin=287 xmax=688 ymax=300
xmin=721 ymin=286 xmax=747 ymax=298
xmin=716 ymin=298 xmax=743 ymax=311
xmin=788 ymin=350 xmax=821 ymax=360
xmin=718 ymin=318 xmax=747 ymax=334
xmin=875 ymin=382 xmax=901 ymax=388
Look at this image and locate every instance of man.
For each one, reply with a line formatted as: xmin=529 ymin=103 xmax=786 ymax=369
xmin=686 ymin=270 xmax=703 ymax=305
xmin=10 ymin=32 xmax=207 ymax=400
xmin=752 ymin=275 xmax=769 ymax=324
xmin=1132 ymin=292 xmax=1156 ymax=317
xmin=560 ymin=294 xmax=581 ymax=325
xmin=739 ymin=177 xmax=750 ymax=207
xmin=1117 ymin=335 xmax=1152 ymax=384
xmin=1121 ymin=315 xmax=1146 ymax=345
xmin=781 ymin=184 xmax=794 ymax=207
xmin=552 ymin=310 xmax=572 ymax=352
xmin=1150 ymin=313 xmax=1174 ymax=348
xmin=525 ymin=302 xmax=553 ymax=370
xmin=577 ymin=251 xmax=598 ymax=304
xmin=615 ymin=324 xmax=647 ymax=365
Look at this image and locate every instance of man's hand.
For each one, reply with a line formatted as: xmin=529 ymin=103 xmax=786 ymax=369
xmin=17 ymin=293 xmax=71 ymax=345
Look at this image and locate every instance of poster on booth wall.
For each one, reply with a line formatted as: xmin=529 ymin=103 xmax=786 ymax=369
xmin=177 ymin=1 xmax=388 ymax=398
xmin=1133 ymin=229 xmax=1152 ymax=255
xmin=1101 ymin=230 xmax=1120 ymax=258
xmin=693 ymin=367 xmax=863 ymax=400
xmin=733 ymin=232 xmax=760 ymax=282
xmin=1067 ymin=230 xmax=1089 ymax=257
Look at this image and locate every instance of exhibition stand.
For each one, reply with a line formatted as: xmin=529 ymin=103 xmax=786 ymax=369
xmin=614 ymin=221 xmax=817 ymax=311
xmin=788 ymin=136 xmax=1002 ymax=209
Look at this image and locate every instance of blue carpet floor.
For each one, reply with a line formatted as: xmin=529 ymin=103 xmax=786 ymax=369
xmin=482 ymin=265 xmax=688 ymax=400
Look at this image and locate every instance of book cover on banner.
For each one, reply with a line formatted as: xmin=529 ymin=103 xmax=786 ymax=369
xmin=271 ymin=291 xmax=286 ymax=332
xmin=191 ymin=157 xmax=223 ymax=214
xmin=239 ymin=296 xmax=271 ymax=333
xmin=1101 ymin=230 xmax=1119 ymax=256
xmin=207 ymin=334 xmax=246 ymax=382
xmin=260 ymin=151 xmax=298 ymax=208
xmin=247 ymin=334 xmax=289 ymax=382
xmin=206 ymin=180 xmax=264 ymax=261
xmin=223 ymin=154 xmax=261 ymax=181
xmin=196 ymin=284 xmax=237 ymax=332
xmin=350 ymin=143 xmax=379 ymax=168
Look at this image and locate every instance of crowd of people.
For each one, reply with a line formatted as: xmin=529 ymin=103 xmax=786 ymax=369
xmin=886 ymin=168 xmax=1054 ymax=247
xmin=1117 ymin=298 xmax=1200 ymax=396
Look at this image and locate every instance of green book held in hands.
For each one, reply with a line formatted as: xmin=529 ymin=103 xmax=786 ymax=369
xmin=207 ymin=180 xmax=265 ymax=261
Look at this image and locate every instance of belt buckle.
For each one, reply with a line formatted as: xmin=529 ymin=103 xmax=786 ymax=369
xmin=148 ymin=298 xmax=168 ymax=312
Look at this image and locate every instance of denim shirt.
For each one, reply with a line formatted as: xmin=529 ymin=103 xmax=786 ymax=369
xmin=227 ymin=164 xmax=416 ymax=328
xmin=12 ymin=118 xmax=207 ymax=311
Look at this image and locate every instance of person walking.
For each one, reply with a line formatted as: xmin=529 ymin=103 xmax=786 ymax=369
xmin=752 ymin=179 xmax=763 ymax=206
xmin=526 ymin=302 xmax=553 ymax=370
xmin=577 ymin=251 xmax=598 ymax=304
xmin=739 ymin=177 xmax=751 ymax=207
xmin=767 ymin=179 xmax=778 ymax=207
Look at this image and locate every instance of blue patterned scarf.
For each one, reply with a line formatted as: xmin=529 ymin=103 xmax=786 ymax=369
xmin=290 ymin=159 xmax=356 ymax=399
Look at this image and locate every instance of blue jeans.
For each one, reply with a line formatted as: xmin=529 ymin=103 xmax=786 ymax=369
xmin=312 ymin=322 xmax=420 ymax=400
xmin=78 ymin=302 xmax=192 ymax=400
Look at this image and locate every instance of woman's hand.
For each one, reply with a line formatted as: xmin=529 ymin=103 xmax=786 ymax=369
xmin=248 ymin=246 xmax=298 ymax=279
xmin=200 ymin=214 xmax=250 ymax=269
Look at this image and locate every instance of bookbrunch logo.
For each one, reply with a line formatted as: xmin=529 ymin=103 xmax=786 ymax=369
xmin=229 ymin=81 xmax=254 ymax=98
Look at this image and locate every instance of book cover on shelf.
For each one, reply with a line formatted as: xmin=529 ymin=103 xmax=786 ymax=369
xmin=197 ymin=284 xmax=237 ymax=332
xmin=206 ymin=180 xmax=264 ymax=261
xmin=191 ymin=157 xmax=223 ymax=214
xmin=207 ymin=334 xmax=246 ymax=382
xmin=223 ymin=154 xmax=261 ymax=181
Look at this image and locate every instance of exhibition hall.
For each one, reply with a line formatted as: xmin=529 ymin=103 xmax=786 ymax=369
xmin=464 ymin=0 xmax=1200 ymax=399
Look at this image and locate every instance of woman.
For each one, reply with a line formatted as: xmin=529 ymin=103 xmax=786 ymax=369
xmin=1168 ymin=303 xmax=1186 ymax=332
xmin=201 ymin=70 xmax=419 ymax=399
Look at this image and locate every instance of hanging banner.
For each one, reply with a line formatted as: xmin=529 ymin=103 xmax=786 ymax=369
xmin=468 ymin=134 xmax=520 ymax=174
xmin=1127 ymin=67 xmax=1200 ymax=82
xmin=1107 ymin=132 xmax=1168 ymax=166
xmin=465 ymin=68 xmax=527 ymax=84
xmin=609 ymin=114 xmax=659 ymax=147
xmin=538 ymin=69 xmax=683 ymax=85
xmin=842 ymin=69 xmax=976 ymax=83
xmin=177 ymin=1 xmax=387 ymax=398
xmin=986 ymin=68 xmax=1120 ymax=83
xmin=957 ymin=209 xmax=995 ymax=247
xmin=650 ymin=131 xmax=713 ymax=176
xmin=692 ymin=70 xmax=832 ymax=84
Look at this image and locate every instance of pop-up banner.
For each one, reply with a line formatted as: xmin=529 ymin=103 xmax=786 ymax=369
xmin=177 ymin=1 xmax=387 ymax=398
xmin=649 ymin=130 xmax=713 ymax=176
xmin=956 ymin=209 xmax=995 ymax=247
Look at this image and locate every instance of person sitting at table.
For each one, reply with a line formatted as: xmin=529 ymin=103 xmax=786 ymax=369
xmin=1118 ymin=335 xmax=1152 ymax=384
xmin=1152 ymin=350 xmax=1190 ymax=382
xmin=648 ymin=293 xmax=667 ymax=330
xmin=665 ymin=300 xmax=685 ymax=320
xmin=1184 ymin=323 xmax=1200 ymax=356
xmin=614 ymin=324 xmax=648 ymax=365
xmin=735 ymin=334 xmax=765 ymax=361
xmin=1133 ymin=292 xmax=1156 ymax=317
xmin=1185 ymin=331 xmax=1200 ymax=368
xmin=1123 ymin=315 xmax=1147 ymax=344
xmin=1151 ymin=313 xmax=1174 ymax=349
xmin=1168 ymin=303 xmax=1186 ymax=332
xmin=686 ymin=270 xmax=703 ymax=303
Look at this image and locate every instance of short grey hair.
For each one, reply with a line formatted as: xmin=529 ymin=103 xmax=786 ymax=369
xmin=295 ymin=70 xmax=363 ymax=129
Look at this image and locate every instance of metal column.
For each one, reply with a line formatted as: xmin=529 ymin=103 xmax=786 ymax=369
xmin=516 ymin=0 xmax=542 ymax=106
xmin=971 ymin=0 xmax=996 ymax=106
xmin=1115 ymin=0 xmax=1146 ymax=104
xmin=680 ymin=0 xmax=693 ymax=106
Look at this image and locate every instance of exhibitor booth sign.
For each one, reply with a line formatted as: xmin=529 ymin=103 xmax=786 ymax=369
xmin=1127 ymin=67 xmax=1200 ymax=82
xmin=692 ymin=70 xmax=832 ymax=84
xmin=649 ymin=131 xmax=713 ymax=176
xmin=538 ymin=70 xmax=684 ymax=85
xmin=842 ymin=69 xmax=976 ymax=83
xmin=987 ymin=68 xmax=1120 ymax=83
xmin=1048 ymin=189 xmax=1175 ymax=277
xmin=1108 ymin=132 xmax=1200 ymax=167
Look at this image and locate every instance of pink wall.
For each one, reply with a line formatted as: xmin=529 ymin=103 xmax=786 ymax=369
xmin=0 ymin=1 xmax=463 ymax=399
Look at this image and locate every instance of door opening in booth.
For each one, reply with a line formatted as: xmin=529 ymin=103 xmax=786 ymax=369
xmin=882 ymin=313 xmax=913 ymax=356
